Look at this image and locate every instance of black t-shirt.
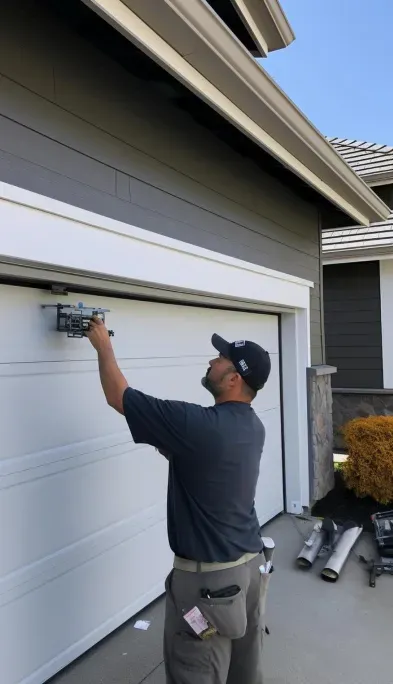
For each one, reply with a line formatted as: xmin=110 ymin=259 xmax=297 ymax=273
xmin=123 ymin=388 xmax=265 ymax=563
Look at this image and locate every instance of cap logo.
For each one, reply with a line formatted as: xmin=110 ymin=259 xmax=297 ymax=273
xmin=239 ymin=359 xmax=248 ymax=372
xmin=234 ymin=340 xmax=245 ymax=347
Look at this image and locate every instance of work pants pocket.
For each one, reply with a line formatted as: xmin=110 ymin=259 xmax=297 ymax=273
xmin=199 ymin=587 xmax=247 ymax=640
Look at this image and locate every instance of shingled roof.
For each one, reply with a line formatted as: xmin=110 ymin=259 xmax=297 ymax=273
xmin=322 ymin=213 xmax=393 ymax=258
xmin=327 ymin=137 xmax=393 ymax=184
xmin=323 ymin=137 xmax=393 ymax=258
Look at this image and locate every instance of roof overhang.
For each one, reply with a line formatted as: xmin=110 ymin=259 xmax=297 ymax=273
xmin=368 ymin=175 xmax=393 ymax=187
xmin=230 ymin=0 xmax=295 ymax=56
xmin=323 ymin=247 xmax=393 ymax=264
xmin=82 ymin=0 xmax=390 ymax=227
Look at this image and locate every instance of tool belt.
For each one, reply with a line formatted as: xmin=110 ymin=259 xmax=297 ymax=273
xmin=173 ymin=552 xmax=259 ymax=573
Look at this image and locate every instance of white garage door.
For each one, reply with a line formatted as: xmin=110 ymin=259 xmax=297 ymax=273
xmin=0 ymin=284 xmax=283 ymax=684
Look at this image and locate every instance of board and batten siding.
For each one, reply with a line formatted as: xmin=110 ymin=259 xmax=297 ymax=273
xmin=324 ymin=261 xmax=383 ymax=389
xmin=0 ymin=0 xmax=323 ymax=363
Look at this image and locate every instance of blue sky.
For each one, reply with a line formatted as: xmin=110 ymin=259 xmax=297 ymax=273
xmin=263 ymin=0 xmax=393 ymax=146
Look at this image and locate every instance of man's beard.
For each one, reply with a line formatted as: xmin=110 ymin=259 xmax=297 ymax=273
xmin=201 ymin=368 xmax=221 ymax=398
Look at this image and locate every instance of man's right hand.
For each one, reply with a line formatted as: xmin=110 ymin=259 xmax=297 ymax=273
xmin=86 ymin=316 xmax=112 ymax=353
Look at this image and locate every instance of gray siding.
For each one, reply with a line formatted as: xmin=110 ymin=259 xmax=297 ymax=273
xmin=0 ymin=0 xmax=323 ymax=363
xmin=324 ymin=261 xmax=383 ymax=389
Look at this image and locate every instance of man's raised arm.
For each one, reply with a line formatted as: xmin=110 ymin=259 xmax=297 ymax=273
xmin=87 ymin=316 xmax=128 ymax=414
xmin=86 ymin=317 xmax=196 ymax=453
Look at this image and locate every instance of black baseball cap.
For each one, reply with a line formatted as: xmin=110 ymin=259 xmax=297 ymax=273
xmin=212 ymin=333 xmax=271 ymax=392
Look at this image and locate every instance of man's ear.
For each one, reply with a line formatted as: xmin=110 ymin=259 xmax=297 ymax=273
xmin=232 ymin=372 xmax=242 ymax=388
xmin=225 ymin=371 xmax=236 ymax=388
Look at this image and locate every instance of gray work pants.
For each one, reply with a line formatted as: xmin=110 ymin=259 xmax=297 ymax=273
xmin=164 ymin=554 xmax=271 ymax=684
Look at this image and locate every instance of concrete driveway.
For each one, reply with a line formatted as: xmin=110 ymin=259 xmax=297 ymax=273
xmin=49 ymin=514 xmax=392 ymax=684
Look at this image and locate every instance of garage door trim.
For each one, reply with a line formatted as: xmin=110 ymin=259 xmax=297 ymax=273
xmin=0 ymin=257 xmax=298 ymax=315
xmin=0 ymin=181 xmax=312 ymax=515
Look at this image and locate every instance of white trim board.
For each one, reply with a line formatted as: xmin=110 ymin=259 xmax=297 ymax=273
xmin=0 ymin=258 xmax=297 ymax=315
xmin=0 ymin=181 xmax=312 ymax=308
xmin=0 ymin=180 xmax=311 ymax=516
xmin=380 ymin=260 xmax=393 ymax=389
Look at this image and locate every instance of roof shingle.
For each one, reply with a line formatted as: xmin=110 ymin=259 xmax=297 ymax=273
xmin=323 ymin=137 xmax=393 ymax=257
xmin=327 ymin=137 xmax=393 ymax=183
xmin=322 ymin=213 xmax=393 ymax=255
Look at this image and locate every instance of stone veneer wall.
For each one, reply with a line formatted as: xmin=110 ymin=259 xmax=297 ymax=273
xmin=307 ymin=366 xmax=336 ymax=504
xmin=332 ymin=390 xmax=393 ymax=450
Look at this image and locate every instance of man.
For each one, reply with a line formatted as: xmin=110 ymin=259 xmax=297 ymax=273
xmin=87 ymin=316 xmax=272 ymax=684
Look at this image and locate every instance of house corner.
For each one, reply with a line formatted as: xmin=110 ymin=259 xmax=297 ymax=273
xmin=307 ymin=365 xmax=337 ymax=504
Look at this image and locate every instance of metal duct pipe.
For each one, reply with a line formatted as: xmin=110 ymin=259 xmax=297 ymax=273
xmin=296 ymin=521 xmax=325 ymax=569
xmin=321 ymin=522 xmax=363 ymax=582
xmin=261 ymin=536 xmax=275 ymax=564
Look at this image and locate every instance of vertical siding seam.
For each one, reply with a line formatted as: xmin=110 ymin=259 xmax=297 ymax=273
xmin=318 ymin=210 xmax=326 ymax=364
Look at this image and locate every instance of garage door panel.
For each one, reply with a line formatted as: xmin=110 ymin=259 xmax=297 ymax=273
xmin=1 ymin=357 xmax=280 ymax=464
xmin=0 ymin=372 xmax=127 ymax=461
xmin=0 ymin=284 xmax=283 ymax=684
xmin=112 ymin=301 xmax=280 ymax=358
xmin=1 ymin=430 xmax=132 ymax=482
xmin=123 ymin=354 xmax=280 ymax=411
xmin=1 ymin=446 xmax=167 ymax=579
xmin=1 ymin=519 xmax=171 ymax=684
xmin=251 ymin=354 xmax=280 ymax=413
xmin=1 ymin=494 xmax=167 ymax=605
xmin=255 ymin=407 xmax=283 ymax=526
xmin=0 ymin=291 xmax=279 ymax=363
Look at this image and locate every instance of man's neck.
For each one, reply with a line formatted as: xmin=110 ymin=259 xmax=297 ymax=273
xmin=215 ymin=394 xmax=251 ymax=406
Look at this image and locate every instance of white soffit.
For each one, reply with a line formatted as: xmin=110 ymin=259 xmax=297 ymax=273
xmin=82 ymin=0 xmax=390 ymax=226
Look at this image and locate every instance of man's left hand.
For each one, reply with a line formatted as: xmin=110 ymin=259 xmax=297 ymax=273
xmin=87 ymin=316 xmax=112 ymax=352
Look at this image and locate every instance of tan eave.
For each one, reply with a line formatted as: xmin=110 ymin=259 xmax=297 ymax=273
xmin=230 ymin=0 xmax=295 ymax=56
xmin=367 ymin=175 xmax=393 ymax=187
xmin=323 ymin=247 xmax=393 ymax=264
xmin=83 ymin=0 xmax=390 ymax=226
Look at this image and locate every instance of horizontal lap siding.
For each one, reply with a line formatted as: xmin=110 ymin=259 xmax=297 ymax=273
xmin=0 ymin=0 xmax=322 ymax=363
xmin=324 ymin=261 xmax=383 ymax=388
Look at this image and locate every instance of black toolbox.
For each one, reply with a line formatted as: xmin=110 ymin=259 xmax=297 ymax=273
xmin=368 ymin=511 xmax=393 ymax=586
xmin=372 ymin=511 xmax=393 ymax=557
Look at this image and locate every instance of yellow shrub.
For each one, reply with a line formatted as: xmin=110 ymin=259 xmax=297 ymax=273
xmin=342 ymin=416 xmax=393 ymax=504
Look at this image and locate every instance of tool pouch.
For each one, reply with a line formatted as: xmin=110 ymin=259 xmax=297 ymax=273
xmin=199 ymin=585 xmax=247 ymax=639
